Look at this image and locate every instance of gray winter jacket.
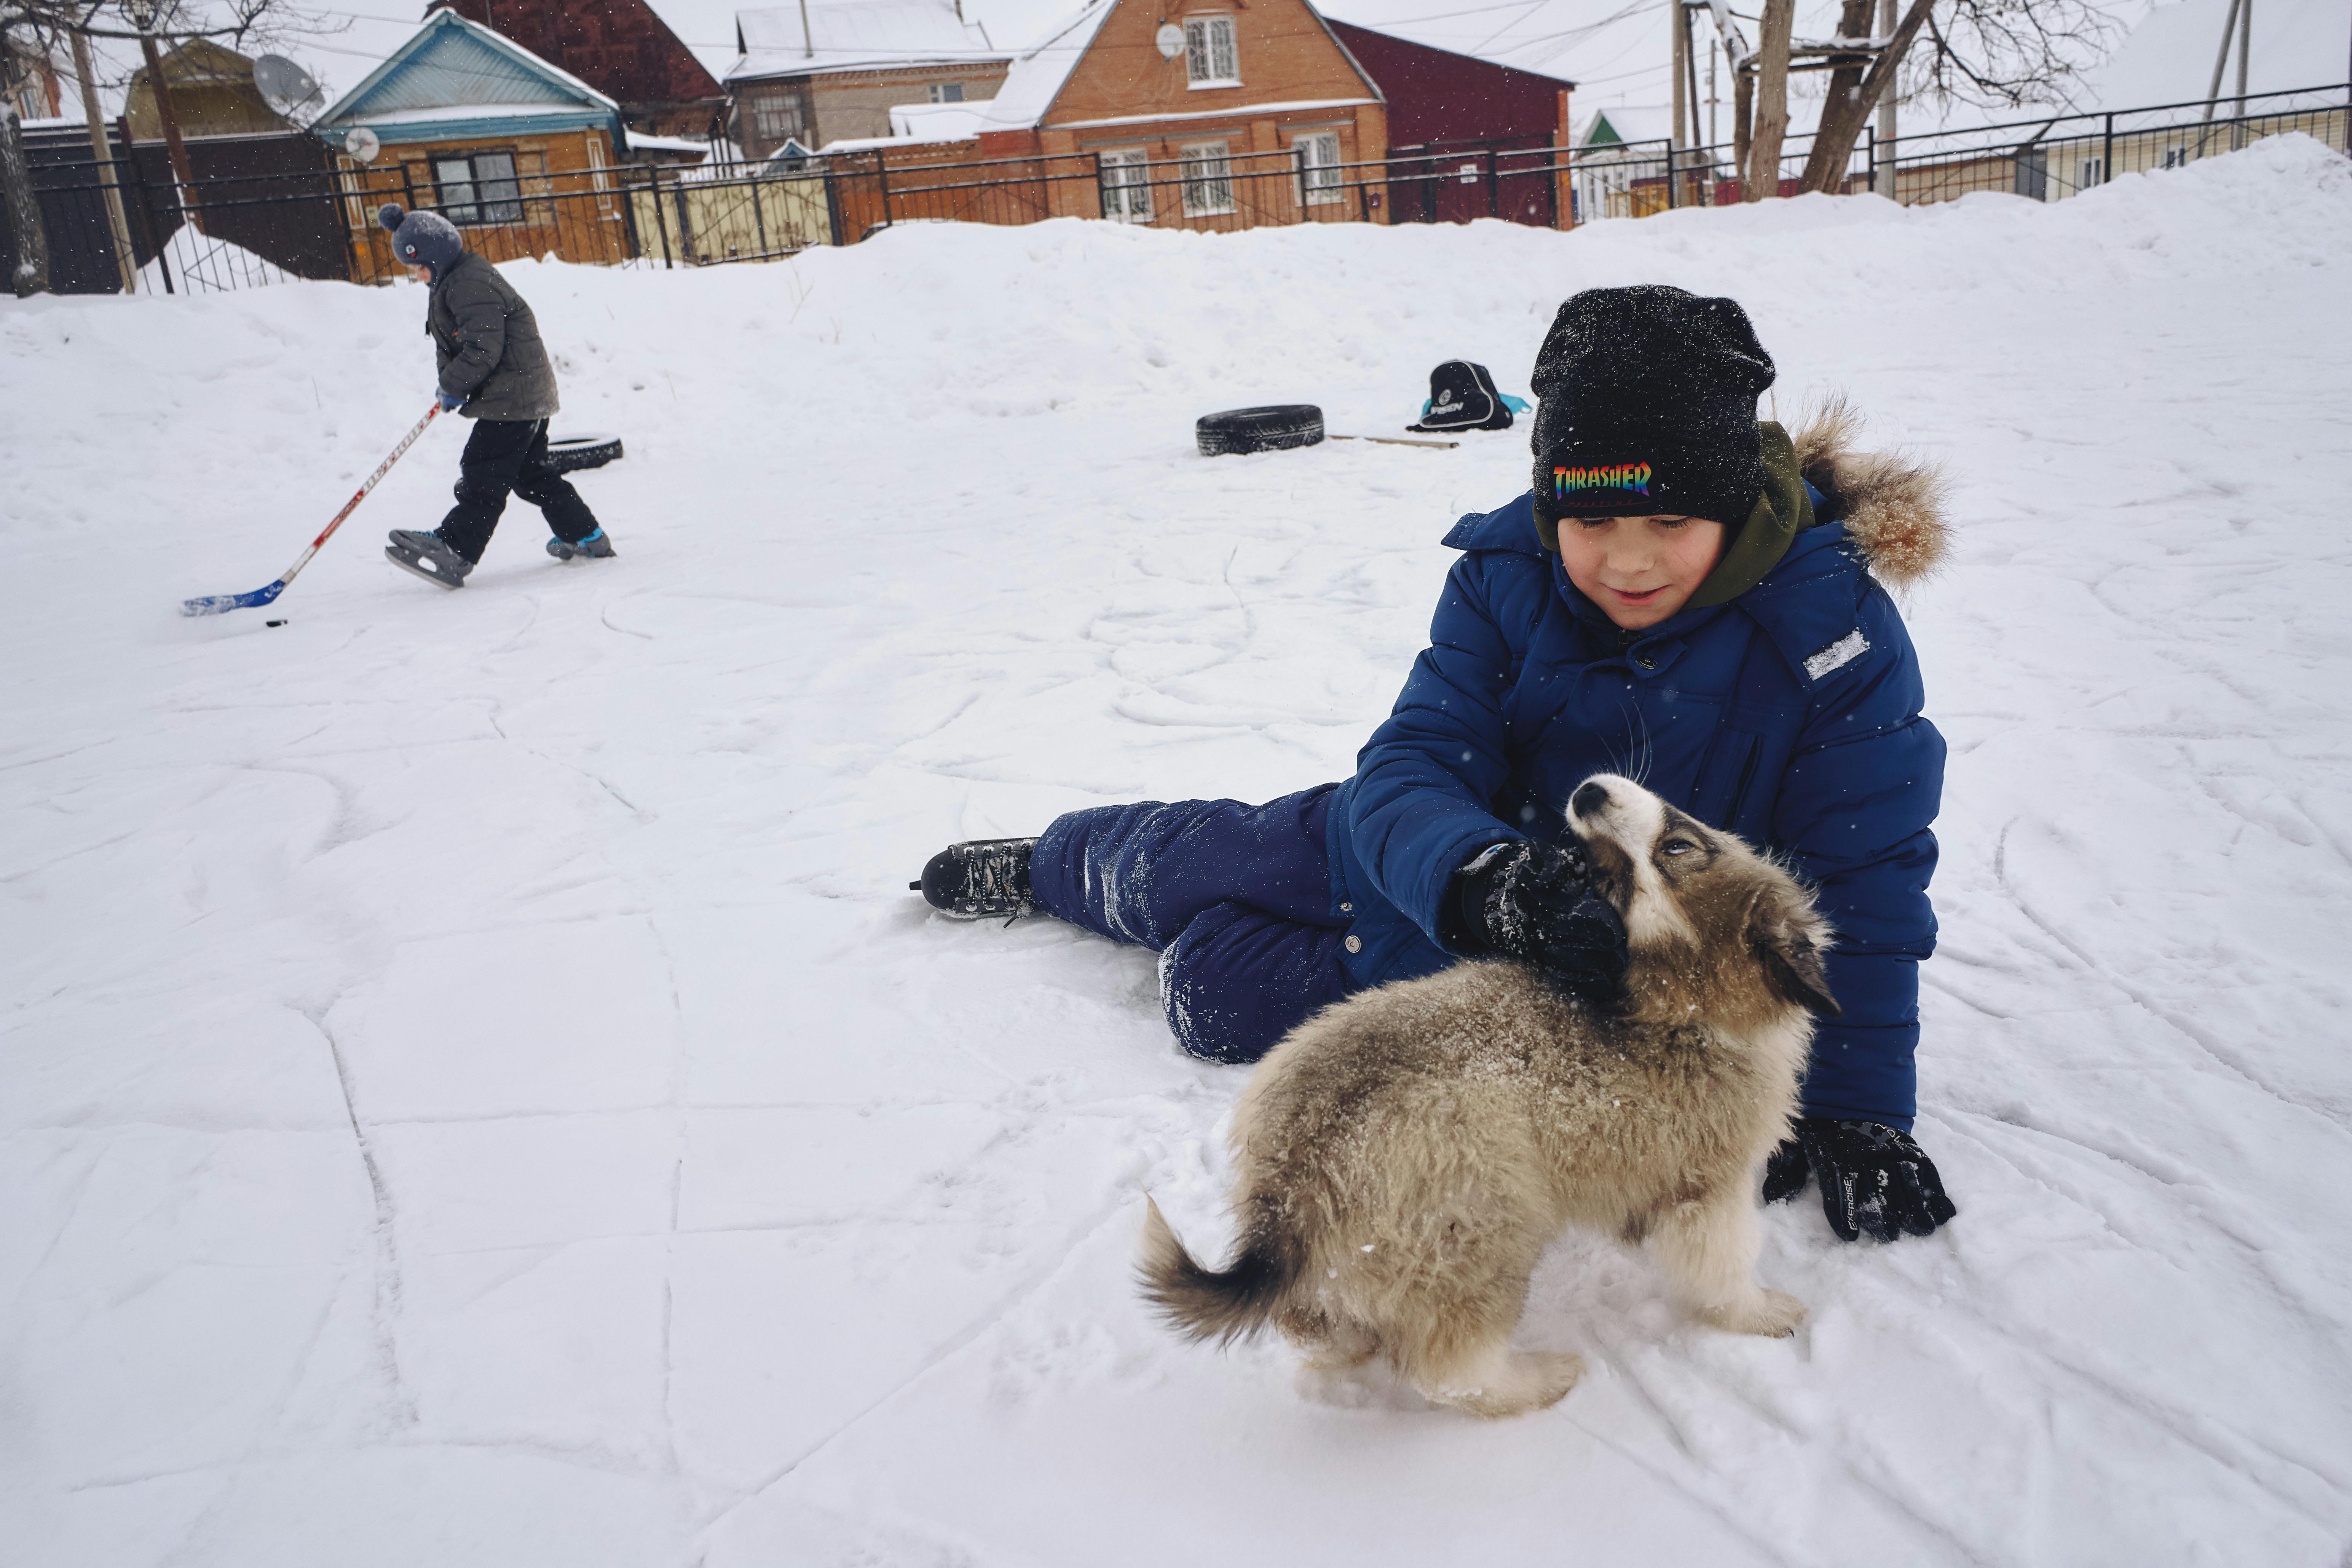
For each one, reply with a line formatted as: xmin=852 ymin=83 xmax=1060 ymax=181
xmin=427 ymin=252 xmax=558 ymax=421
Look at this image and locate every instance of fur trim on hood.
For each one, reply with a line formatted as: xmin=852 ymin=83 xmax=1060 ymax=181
xmin=1792 ymin=396 xmax=1951 ymax=591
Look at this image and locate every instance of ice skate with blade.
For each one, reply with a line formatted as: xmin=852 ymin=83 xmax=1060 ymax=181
xmin=385 ymin=528 xmax=473 ymax=590
xmin=547 ymin=526 xmax=617 ymax=562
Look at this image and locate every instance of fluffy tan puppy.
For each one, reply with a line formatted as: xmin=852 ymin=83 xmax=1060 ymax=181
xmin=1138 ymin=773 xmax=1836 ymax=1418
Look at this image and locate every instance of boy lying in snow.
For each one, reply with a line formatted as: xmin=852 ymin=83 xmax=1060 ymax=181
xmin=375 ymin=204 xmax=616 ymax=589
xmin=916 ymin=286 xmax=1958 ymax=1244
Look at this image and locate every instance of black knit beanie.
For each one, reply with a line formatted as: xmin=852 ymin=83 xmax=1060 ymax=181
xmin=1527 ymin=286 xmax=1777 ymax=547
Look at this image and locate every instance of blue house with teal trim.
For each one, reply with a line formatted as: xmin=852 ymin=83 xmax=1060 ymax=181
xmin=314 ymin=10 xmax=636 ymax=278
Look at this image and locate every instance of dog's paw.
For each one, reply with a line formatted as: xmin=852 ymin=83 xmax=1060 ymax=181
xmin=1294 ymin=1358 xmax=1425 ymax=1412
xmin=1430 ymin=1350 xmax=1586 ymax=1418
xmin=1701 ymin=1288 xmax=1808 ymax=1339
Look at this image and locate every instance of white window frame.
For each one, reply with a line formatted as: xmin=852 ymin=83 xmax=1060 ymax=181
xmin=1179 ymin=140 xmax=1234 ymax=216
xmin=1184 ymin=15 xmax=1240 ymax=88
xmin=929 ymin=81 xmax=965 ymax=103
xmin=1099 ymin=147 xmax=1155 ymax=223
xmin=585 ymin=132 xmax=615 ymax=217
xmin=1294 ymin=131 xmax=1343 ymax=206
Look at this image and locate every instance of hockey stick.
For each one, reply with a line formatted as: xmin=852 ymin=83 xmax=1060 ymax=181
xmin=1329 ymin=433 xmax=1460 ymax=449
xmin=181 ymin=401 xmax=443 ymax=617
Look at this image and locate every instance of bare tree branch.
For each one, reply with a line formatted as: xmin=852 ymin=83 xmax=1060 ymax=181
xmin=1909 ymin=0 xmax=2127 ymax=110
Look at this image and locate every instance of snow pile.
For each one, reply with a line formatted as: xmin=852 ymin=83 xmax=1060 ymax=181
xmin=4 ymin=138 xmax=2351 ymax=1566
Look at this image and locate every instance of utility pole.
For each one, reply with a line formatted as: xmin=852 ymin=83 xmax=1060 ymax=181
xmin=1874 ymin=0 xmax=1897 ymax=196
xmin=1670 ymin=0 xmax=1688 ymax=152
xmin=1683 ymin=4 xmax=1703 ymax=155
xmin=2202 ymin=0 xmax=2243 ymax=122
xmin=1708 ymin=34 xmax=1719 ymax=148
xmin=69 ymin=28 xmax=137 ymax=293
xmin=2233 ymin=0 xmax=2250 ymax=117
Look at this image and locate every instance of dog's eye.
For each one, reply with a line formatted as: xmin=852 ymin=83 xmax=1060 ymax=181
xmin=1661 ymin=838 xmax=1697 ymax=857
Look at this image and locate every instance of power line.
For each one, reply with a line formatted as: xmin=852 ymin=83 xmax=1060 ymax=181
xmin=293 ymin=0 xmax=1663 ymax=58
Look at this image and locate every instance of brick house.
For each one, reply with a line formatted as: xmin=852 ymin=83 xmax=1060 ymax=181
xmin=828 ymin=0 xmax=1388 ymax=235
xmin=727 ymin=0 xmax=1012 ymax=160
xmin=425 ymin=0 xmax=732 ymax=144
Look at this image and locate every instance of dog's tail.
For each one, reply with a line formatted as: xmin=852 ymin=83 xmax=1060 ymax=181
xmin=1137 ymin=1194 xmax=1302 ymax=1346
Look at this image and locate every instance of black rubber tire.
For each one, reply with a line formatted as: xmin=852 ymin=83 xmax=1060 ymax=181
xmin=544 ymin=433 xmax=624 ymax=474
xmin=1196 ymin=404 xmax=1325 ymax=457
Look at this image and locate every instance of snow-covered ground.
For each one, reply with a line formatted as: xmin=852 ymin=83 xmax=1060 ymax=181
xmin=5 ymin=137 xmax=2351 ymax=1566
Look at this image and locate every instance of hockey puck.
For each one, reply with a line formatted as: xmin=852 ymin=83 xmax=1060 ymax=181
xmin=266 ymin=619 xmax=287 ymax=627
xmin=1196 ymin=405 xmax=1325 ymax=457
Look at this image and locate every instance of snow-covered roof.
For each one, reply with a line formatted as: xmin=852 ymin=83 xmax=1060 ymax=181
xmin=761 ymin=136 xmax=822 ymax=165
xmin=627 ymin=128 xmax=716 ymax=155
xmin=314 ymin=11 xmax=623 ymax=151
xmin=1323 ymin=0 xmax=1630 ymax=86
xmin=729 ymin=0 xmax=1009 ymax=82
xmin=886 ymin=100 xmax=994 ymax=141
xmin=962 ymin=0 xmax=1115 ymax=132
xmin=344 ymin=101 xmax=596 ymax=126
xmin=1577 ymin=104 xmax=1672 ymax=148
xmin=631 ymin=0 xmax=762 ymax=83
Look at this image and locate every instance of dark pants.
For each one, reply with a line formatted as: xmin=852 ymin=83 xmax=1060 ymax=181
xmin=1030 ymin=785 xmax=1357 ymax=1064
xmin=438 ymin=417 xmax=599 ymax=563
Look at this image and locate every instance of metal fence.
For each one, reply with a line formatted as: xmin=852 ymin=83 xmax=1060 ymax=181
xmin=1877 ymin=84 xmax=2349 ymax=206
xmin=1565 ymin=83 xmax=2350 ymax=220
xmin=2 ymin=143 xmax=839 ymax=294
xmin=815 ymin=141 xmax=1571 ymax=241
xmin=5 ymin=83 xmax=2345 ymax=296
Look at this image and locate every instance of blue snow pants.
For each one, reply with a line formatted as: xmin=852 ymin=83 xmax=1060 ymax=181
xmin=1029 ymin=785 xmax=1356 ymax=1064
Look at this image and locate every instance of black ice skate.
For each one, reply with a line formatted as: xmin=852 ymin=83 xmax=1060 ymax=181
xmin=385 ymin=528 xmax=474 ymax=589
xmin=913 ymin=838 xmax=1037 ymax=919
xmin=547 ymin=526 xmax=617 ymax=561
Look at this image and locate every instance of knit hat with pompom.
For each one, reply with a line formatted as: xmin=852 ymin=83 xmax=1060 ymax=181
xmin=377 ymin=203 xmax=465 ymax=280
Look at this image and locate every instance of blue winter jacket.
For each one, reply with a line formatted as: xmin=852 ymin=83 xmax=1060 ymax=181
xmin=1325 ymin=459 xmax=1947 ymax=1129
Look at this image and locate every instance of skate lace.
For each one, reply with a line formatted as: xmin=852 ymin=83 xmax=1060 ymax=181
xmin=970 ymin=851 xmax=1017 ymax=904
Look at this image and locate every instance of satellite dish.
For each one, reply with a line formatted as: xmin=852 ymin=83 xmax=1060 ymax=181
xmin=253 ymin=54 xmax=324 ymax=122
xmin=345 ymin=126 xmax=381 ymax=164
xmin=1155 ymin=22 xmax=1185 ymax=59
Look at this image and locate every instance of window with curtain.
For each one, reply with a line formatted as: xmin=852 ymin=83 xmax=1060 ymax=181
xmin=433 ymin=151 xmax=523 ymax=225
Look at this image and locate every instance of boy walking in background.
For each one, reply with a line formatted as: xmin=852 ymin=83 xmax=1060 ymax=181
xmin=376 ymin=203 xmax=615 ymax=590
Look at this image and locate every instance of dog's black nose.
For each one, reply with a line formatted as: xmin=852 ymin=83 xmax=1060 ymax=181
xmin=1572 ymin=781 xmax=1610 ymax=818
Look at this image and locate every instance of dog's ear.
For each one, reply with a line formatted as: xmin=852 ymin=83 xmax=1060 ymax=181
xmin=1752 ymin=895 xmax=1840 ymax=1017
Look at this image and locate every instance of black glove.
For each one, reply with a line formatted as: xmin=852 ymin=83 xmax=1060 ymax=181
xmin=1764 ymin=1118 xmax=1958 ymax=1243
xmin=1443 ymin=839 xmax=1628 ymax=1006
